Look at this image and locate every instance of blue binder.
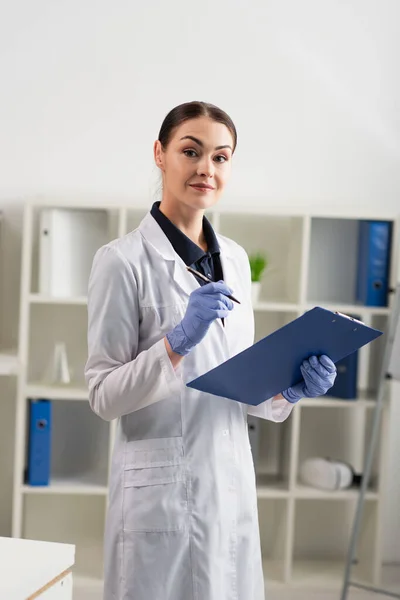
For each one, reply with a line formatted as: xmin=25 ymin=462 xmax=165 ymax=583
xmin=328 ymin=351 xmax=358 ymax=400
xmin=187 ymin=307 xmax=382 ymax=405
xmin=328 ymin=314 xmax=361 ymax=400
xmin=356 ymin=220 xmax=392 ymax=307
xmin=27 ymin=399 xmax=52 ymax=486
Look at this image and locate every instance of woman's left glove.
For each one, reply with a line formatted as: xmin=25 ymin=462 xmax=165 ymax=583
xmin=281 ymin=355 xmax=337 ymax=404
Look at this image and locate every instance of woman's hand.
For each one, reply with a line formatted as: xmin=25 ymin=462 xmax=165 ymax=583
xmin=166 ymin=281 xmax=234 ymax=356
xmin=281 ymin=355 xmax=337 ymax=404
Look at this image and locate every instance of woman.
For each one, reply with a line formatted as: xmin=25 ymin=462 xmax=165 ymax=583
xmin=85 ymin=101 xmax=336 ymax=600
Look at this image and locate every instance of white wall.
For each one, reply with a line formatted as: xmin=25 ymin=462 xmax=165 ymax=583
xmin=1 ymin=0 xmax=399 ymax=208
xmin=0 ymin=0 xmax=399 ymax=560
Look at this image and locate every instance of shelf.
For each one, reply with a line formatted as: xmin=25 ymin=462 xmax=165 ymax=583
xmin=22 ymin=476 xmax=108 ymax=496
xmin=256 ymin=476 xmax=289 ymax=499
xmin=25 ymin=383 xmax=88 ymax=400
xmin=290 ymin=559 xmax=370 ymax=588
xmin=301 ymin=394 xmax=376 ymax=408
xmin=254 ymin=302 xmax=300 ymax=312
xmin=306 ymin=302 xmax=390 ymax=317
xmin=294 ymin=484 xmax=378 ymax=501
xmin=29 ymin=294 xmax=87 ymax=305
xmin=73 ymin=575 xmax=104 ymax=593
xmin=0 ymin=350 xmax=19 ymax=375
xmin=262 ymin=560 xmax=286 ymax=585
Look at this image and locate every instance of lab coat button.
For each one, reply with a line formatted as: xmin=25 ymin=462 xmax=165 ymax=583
xmin=223 ymin=429 xmax=229 ymax=436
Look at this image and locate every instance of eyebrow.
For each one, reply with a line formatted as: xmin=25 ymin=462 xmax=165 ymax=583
xmin=180 ymin=135 xmax=232 ymax=151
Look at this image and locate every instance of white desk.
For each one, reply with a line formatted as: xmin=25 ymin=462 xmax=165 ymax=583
xmin=0 ymin=537 xmax=75 ymax=599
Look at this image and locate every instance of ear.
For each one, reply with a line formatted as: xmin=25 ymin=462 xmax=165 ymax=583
xmin=154 ymin=140 xmax=165 ymax=171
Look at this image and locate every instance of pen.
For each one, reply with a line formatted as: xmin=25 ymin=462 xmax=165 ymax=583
xmin=186 ymin=266 xmax=241 ymax=304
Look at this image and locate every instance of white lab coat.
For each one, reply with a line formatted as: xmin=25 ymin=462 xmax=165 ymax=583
xmin=85 ymin=212 xmax=293 ymax=600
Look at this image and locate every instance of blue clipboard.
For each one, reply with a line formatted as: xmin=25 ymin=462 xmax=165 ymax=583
xmin=186 ymin=307 xmax=383 ymax=405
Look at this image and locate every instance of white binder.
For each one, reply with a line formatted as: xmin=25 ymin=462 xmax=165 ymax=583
xmin=39 ymin=209 xmax=108 ymax=297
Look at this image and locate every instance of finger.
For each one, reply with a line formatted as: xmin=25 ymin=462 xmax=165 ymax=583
xmin=313 ymin=361 xmax=336 ymax=380
xmin=201 ymin=292 xmax=234 ymax=310
xmin=319 ymin=355 xmax=336 ymax=373
xmin=300 ymin=364 xmax=312 ymax=385
xmin=307 ymin=356 xmax=329 ymax=378
xmin=308 ymin=356 xmax=335 ymax=378
xmin=301 ymin=361 xmax=325 ymax=386
xmin=216 ymin=293 xmax=234 ymax=310
xmin=197 ymin=281 xmax=233 ymax=297
xmin=204 ymin=299 xmax=234 ymax=313
xmin=215 ymin=309 xmax=231 ymax=319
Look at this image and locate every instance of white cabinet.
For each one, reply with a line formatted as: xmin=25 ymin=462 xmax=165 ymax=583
xmin=11 ymin=200 xmax=399 ymax=589
xmin=0 ymin=536 xmax=75 ymax=599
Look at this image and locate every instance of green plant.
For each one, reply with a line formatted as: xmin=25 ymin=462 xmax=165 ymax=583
xmin=249 ymin=252 xmax=267 ymax=282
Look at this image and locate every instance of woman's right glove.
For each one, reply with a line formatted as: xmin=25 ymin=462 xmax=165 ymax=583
xmin=166 ymin=281 xmax=234 ymax=356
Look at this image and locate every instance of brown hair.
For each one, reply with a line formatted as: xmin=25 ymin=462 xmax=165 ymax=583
xmin=158 ymin=101 xmax=237 ymax=152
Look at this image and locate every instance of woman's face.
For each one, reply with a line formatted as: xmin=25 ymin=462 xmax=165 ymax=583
xmin=154 ymin=116 xmax=234 ymax=211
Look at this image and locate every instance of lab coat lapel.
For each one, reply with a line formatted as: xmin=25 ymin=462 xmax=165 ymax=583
xmin=213 ymin=237 xmax=238 ymax=335
xmin=218 ymin=237 xmax=237 ymax=293
xmin=138 ymin=213 xmax=199 ymax=298
xmin=172 ymin=258 xmax=200 ymax=298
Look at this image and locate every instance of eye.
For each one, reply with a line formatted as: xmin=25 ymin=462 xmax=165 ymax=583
xmin=183 ymin=149 xmax=198 ymax=158
xmin=214 ymin=155 xmax=228 ymax=163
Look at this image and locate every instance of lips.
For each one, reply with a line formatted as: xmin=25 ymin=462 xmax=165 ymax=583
xmin=189 ymin=184 xmax=215 ymax=190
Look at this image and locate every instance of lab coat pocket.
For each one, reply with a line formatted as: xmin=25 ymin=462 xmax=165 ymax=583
xmin=123 ymin=440 xmax=188 ymax=533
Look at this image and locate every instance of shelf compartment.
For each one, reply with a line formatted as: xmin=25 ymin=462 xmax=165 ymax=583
xmin=297 ymin=404 xmax=376 ymax=483
xmin=218 ymin=213 xmax=304 ymax=304
xmin=24 ymin=401 xmax=109 ymax=491
xmin=30 ymin=206 xmax=120 ymax=296
xmin=362 ymin=406 xmax=386 ymax=495
xmin=257 ymin=476 xmax=289 ymax=499
xmin=307 ymin=217 xmax=393 ymax=307
xmin=307 ymin=218 xmax=360 ymax=305
xmin=27 ymin=304 xmax=88 ymax=389
xmin=259 ymin=499 xmax=289 ymax=583
xmin=365 ymin=314 xmax=388 ymax=395
xmin=293 ymin=500 xmax=380 ymax=587
xmin=22 ymin=494 xmax=106 ymax=580
xmin=250 ymin=413 xmax=293 ymax=492
xmin=253 ymin=311 xmax=299 ymax=344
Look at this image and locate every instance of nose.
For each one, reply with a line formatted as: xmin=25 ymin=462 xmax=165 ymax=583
xmin=196 ymin=156 xmax=215 ymax=178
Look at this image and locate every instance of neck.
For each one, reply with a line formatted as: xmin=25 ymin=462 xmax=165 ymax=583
xmin=159 ymin=197 xmax=207 ymax=250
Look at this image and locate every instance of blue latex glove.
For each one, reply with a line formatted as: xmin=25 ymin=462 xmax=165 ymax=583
xmin=281 ymin=355 xmax=337 ymax=404
xmin=166 ymin=281 xmax=234 ymax=356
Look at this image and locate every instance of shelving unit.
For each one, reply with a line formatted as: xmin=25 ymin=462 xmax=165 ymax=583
xmin=11 ymin=199 xmax=399 ymax=588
